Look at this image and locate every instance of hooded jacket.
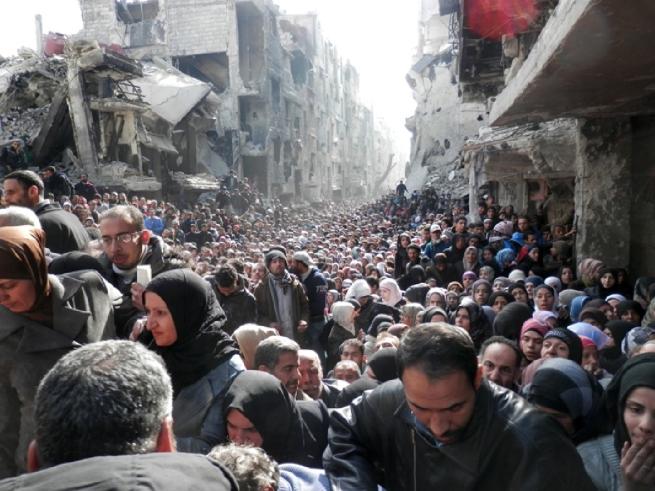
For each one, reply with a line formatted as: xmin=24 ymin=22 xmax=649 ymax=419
xmin=324 ymin=379 xmax=596 ymax=491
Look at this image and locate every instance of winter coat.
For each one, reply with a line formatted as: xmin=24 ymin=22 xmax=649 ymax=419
xmin=212 ymin=277 xmax=257 ymax=336
xmin=324 ymin=379 xmax=596 ymax=491
xmin=35 ymin=201 xmax=89 ymax=254
xmin=173 ymin=354 xmax=245 ymax=453
xmin=254 ymin=274 xmax=309 ymax=343
xmin=301 ymin=267 xmax=328 ymax=320
xmin=0 ymin=271 xmax=115 ymax=478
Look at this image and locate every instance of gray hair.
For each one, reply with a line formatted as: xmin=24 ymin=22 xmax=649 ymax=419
xmin=208 ymin=444 xmax=279 ymax=491
xmin=99 ymin=205 xmax=145 ymax=231
xmin=0 ymin=206 xmax=41 ymax=228
xmin=334 ymin=359 xmax=361 ymax=375
xmin=254 ymin=335 xmax=300 ymax=370
xmin=34 ymin=340 xmax=173 ymax=467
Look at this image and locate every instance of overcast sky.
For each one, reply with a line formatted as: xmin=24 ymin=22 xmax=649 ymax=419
xmin=0 ymin=0 xmax=418 ymax=159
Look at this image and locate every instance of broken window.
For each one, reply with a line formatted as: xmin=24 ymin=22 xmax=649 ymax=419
xmin=175 ymin=53 xmax=230 ymax=93
xmin=115 ymin=0 xmax=159 ymax=24
xmin=291 ymin=51 xmax=309 ymax=86
xmin=271 ymin=78 xmax=281 ymax=112
xmin=237 ymin=3 xmax=265 ymax=88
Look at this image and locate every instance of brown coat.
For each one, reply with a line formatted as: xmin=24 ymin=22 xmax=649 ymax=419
xmin=254 ymin=274 xmax=309 ymax=344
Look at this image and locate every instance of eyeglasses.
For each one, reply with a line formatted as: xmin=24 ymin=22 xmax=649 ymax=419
xmin=100 ymin=232 xmax=140 ymax=247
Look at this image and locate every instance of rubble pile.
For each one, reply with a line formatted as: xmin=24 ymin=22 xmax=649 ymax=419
xmin=0 ymin=51 xmax=66 ymax=142
xmin=0 ymin=41 xmax=231 ymax=198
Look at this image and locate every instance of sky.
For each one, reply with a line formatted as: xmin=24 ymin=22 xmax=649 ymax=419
xmin=0 ymin=0 xmax=418 ymax=160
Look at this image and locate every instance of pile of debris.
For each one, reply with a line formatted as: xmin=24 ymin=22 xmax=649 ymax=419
xmin=0 ymin=41 xmax=230 ymax=198
xmin=0 ymin=49 xmax=66 ymax=143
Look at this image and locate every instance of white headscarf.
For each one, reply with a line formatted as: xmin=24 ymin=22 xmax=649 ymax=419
xmin=379 ymin=278 xmax=403 ymax=307
xmin=332 ymin=301 xmax=356 ymax=335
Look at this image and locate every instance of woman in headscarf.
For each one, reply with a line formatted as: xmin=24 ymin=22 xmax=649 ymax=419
xmin=600 ymin=320 xmax=634 ymax=374
xmin=585 ymin=268 xmax=621 ymax=299
xmin=616 ymin=301 xmax=645 ymax=326
xmin=523 ymin=358 xmax=605 ymax=445
xmin=425 ymin=287 xmax=447 ymax=309
xmin=223 ymin=370 xmax=328 ymax=468
xmin=534 ymin=284 xmax=559 ymax=313
xmin=453 ymin=303 xmax=492 ymax=350
xmin=471 ymin=279 xmax=492 ymax=307
xmin=577 ymin=353 xmax=655 ymax=491
xmin=460 ymin=246 xmax=481 ymax=276
xmin=488 ymin=290 xmax=514 ymax=314
xmin=326 ymin=301 xmax=358 ymax=370
xmin=0 ymin=226 xmax=115 ymax=475
xmin=143 ymin=269 xmax=244 ymax=452
xmin=232 ymin=323 xmax=278 ymax=369
xmin=378 ymin=278 xmax=404 ymax=310
xmin=522 ymin=328 xmax=584 ymax=386
xmin=495 ymin=248 xmax=516 ymax=277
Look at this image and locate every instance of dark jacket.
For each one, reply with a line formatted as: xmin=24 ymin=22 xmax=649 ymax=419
xmin=212 ymin=276 xmax=257 ymax=336
xmin=0 ymin=272 xmax=115 ymax=477
xmin=35 ymin=201 xmax=89 ymax=254
xmin=73 ymin=180 xmax=98 ymax=201
xmin=98 ymin=236 xmax=187 ymax=338
xmin=0 ymin=452 xmax=238 ymax=491
xmin=324 ymin=379 xmax=596 ymax=491
xmin=301 ymin=267 xmax=328 ymax=320
xmin=43 ymin=172 xmax=72 ymax=199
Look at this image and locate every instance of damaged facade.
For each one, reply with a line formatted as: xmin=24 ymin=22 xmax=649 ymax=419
xmin=405 ymin=0 xmax=487 ymax=201
xmin=410 ymin=0 xmax=655 ymax=275
xmin=0 ymin=0 xmax=396 ymax=202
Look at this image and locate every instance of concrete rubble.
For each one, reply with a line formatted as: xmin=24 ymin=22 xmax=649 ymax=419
xmin=0 ymin=0 xmax=400 ymax=203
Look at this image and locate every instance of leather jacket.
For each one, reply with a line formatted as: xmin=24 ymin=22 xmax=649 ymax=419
xmin=324 ymin=379 xmax=596 ymax=491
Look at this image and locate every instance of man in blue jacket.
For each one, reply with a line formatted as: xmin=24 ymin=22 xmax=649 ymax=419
xmin=290 ymin=251 xmax=328 ymax=359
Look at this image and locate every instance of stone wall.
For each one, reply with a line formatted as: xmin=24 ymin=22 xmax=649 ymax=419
xmin=630 ymin=116 xmax=655 ymax=277
xmin=79 ymin=0 xmax=125 ymax=46
xmin=166 ymin=0 xmax=231 ymax=56
xmin=574 ymin=118 xmax=632 ymax=269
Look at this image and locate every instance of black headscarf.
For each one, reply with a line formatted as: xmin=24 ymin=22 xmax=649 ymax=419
xmin=144 ymin=269 xmax=238 ymax=396
xmin=605 ymin=353 xmax=655 ymax=454
xmin=453 ymin=303 xmax=492 ymax=350
xmin=223 ymin=371 xmax=320 ymax=466
xmin=600 ymin=320 xmax=634 ymax=374
xmin=367 ymin=348 xmax=398 ymax=382
xmin=492 ymin=301 xmax=533 ymax=340
xmin=543 ymin=328 xmax=583 ymax=364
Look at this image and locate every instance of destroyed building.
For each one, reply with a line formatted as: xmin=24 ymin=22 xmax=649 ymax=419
xmin=7 ymin=0 xmax=396 ymax=202
xmin=405 ymin=0 xmax=487 ymax=202
xmin=410 ymin=0 xmax=655 ymax=275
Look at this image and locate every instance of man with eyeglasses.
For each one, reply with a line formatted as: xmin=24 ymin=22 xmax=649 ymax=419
xmin=98 ymin=205 xmax=187 ymax=337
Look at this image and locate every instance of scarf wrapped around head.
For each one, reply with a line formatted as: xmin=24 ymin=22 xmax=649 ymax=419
xmin=0 ymin=226 xmax=52 ymax=324
xmin=332 ymin=301 xmax=356 ymax=335
xmin=144 ymin=269 xmax=238 ymax=395
xmin=223 ymin=371 xmax=311 ymax=465
xmin=379 ymin=278 xmax=403 ymax=307
xmin=605 ymin=353 xmax=655 ymax=454
xmin=523 ymin=357 xmax=604 ymax=445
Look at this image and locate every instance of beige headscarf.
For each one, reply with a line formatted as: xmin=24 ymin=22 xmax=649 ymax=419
xmin=232 ymin=324 xmax=278 ymax=369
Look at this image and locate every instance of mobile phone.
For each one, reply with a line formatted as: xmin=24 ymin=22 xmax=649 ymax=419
xmin=136 ymin=265 xmax=152 ymax=286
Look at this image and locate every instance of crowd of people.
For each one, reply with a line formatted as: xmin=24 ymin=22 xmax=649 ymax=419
xmin=0 ymin=168 xmax=654 ymax=490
